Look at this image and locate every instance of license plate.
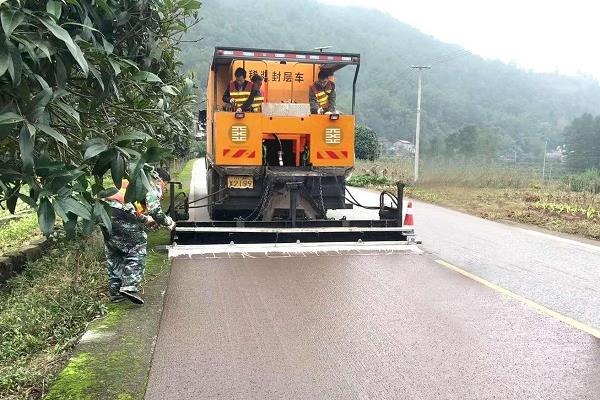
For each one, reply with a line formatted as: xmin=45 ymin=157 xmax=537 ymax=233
xmin=227 ymin=175 xmax=253 ymax=189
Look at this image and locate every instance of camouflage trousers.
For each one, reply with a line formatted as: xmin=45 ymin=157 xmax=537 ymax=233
xmin=101 ymin=218 xmax=147 ymax=295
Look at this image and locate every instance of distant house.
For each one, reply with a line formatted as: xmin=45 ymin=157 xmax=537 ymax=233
xmin=391 ymin=140 xmax=415 ymax=155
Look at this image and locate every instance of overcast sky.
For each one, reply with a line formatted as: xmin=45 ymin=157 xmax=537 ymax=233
xmin=322 ymin=0 xmax=599 ymax=80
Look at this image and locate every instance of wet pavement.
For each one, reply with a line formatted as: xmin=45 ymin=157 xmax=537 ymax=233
xmin=145 ymin=251 xmax=600 ymax=399
xmin=330 ymin=187 xmax=600 ymax=330
xmin=145 ymin=160 xmax=600 ymax=399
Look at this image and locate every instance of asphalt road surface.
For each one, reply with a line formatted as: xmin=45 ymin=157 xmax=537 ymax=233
xmin=145 ymin=160 xmax=600 ymax=399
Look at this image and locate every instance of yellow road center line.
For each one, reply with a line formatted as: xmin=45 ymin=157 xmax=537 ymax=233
xmin=435 ymin=259 xmax=600 ymax=339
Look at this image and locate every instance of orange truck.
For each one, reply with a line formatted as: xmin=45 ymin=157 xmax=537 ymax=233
xmin=201 ymin=47 xmax=361 ymax=221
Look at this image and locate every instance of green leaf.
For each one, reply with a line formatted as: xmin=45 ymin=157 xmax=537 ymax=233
xmin=38 ymin=197 xmax=56 ymax=236
xmin=18 ymin=193 xmax=37 ymax=208
xmin=52 ymin=198 xmax=69 ymax=221
xmin=32 ymin=39 xmax=52 ymax=61
xmin=37 ymin=124 xmax=67 ymax=145
xmin=7 ymin=43 xmax=21 ymax=86
xmin=46 ymin=1 xmax=62 ymax=21
xmin=92 ymin=149 xmax=115 ymax=175
xmin=178 ymin=0 xmax=201 ymax=10
xmin=161 ymin=85 xmax=179 ymax=96
xmin=54 ymin=55 xmax=67 ymax=87
xmin=39 ymin=18 xmax=88 ymax=75
xmin=27 ymin=87 xmax=53 ymax=122
xmin=108 ymin=58 xmax=121 ymax=75
xmin=6 ymin=185 xmax=19 ymax=213
xmin=89 ymin=64 xmax=105 ymax=90
xmin=56 ymin=100 xmax=80 ymax=123
xmin=98 ymin=187 xmax=119 ymax=198
xmin=63 ymin=212 xmax=77 ymax=237
xmin=1 ymin=9 xmax=25 ymax=37
xmin=0 ymin=111 xmax=23 ymax=125
xmin=58 ymin=197 xmax=92 ymax=220
xmin=114 ymin=130 xmax=150 ymax=143
xmin=124 ymin=178 xmax=147 ymax=203
xmin=133 ymin=71 xmax=162 ymax=83
xmin=102 ymin=37 xmax=113 ymax=54
xmin=95 ymin=202 xmax=112 ymax=234
xmin=84 ymin=143 xmax=109 ymax=160
xmin=19 ymin=125 xmax=34 ymax=173
xmin=111 ymin=152 xmax=125 ymax=188
xmin=0 ymin=45 xmax=8 ymax=76
xmin=33 ymin=74 xmax=50 ymax=89
xmin=145 ymin=146 xmax=171 ymax=163
xmin=139 ymin=169 xmax=153 ymax=192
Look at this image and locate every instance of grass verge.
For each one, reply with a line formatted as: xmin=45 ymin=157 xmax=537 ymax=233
xmin=0 ymin=214 xmax=43 ymax=258
xmin=0 ymin=235 xmax=106 ymax=399
xmin=350 ymin=160 xmax=600 ymax=240
xmin=41 ymin=158 xmax=197 ymax=400
xmin=0 ymin=159 xmax=198 ymax=400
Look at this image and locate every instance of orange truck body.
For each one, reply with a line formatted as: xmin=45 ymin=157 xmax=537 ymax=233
xmin=202 ymin=47 xmax=361 ymax=220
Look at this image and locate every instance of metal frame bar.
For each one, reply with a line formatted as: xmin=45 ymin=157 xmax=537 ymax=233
xmin=352 ymin=64 xmax=360 ymax=114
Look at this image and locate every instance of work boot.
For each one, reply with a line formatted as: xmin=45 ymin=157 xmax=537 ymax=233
xmin=119 ymin=289 xmax=144 ymax=305
xmin=110 ymin=294 xmax=126 ymax=303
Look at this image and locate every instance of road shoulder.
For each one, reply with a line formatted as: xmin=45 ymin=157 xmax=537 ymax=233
xmin=44 ymin=232 xmax=171 ymax=400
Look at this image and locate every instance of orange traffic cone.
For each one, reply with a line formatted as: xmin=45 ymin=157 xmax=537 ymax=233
xmin=403 ymin=201 xmax=414 ymax=226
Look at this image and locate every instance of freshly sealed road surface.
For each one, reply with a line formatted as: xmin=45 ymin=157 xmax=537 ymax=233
xmin=145 ymin=250 xmax=599 ymax=399
xmin=145 ymin=160 xmax=600 ymax=399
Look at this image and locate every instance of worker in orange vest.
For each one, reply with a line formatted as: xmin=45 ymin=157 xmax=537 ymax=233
xmin=249 ymin=74 xmax=265 ymax=113
xmin=102 ymin=167 xmax=175 ymax=304
xmin=222 ymin=67 xmax=254 ymax=112
xmin=309 ymin=69 xmax=336 ymax=114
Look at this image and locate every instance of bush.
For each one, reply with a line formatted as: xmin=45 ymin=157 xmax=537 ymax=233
xmin=355 ymin=126 xmax=379 ymax=161
xmin=564 ymin=169 xmax=600 ymax=194
xmin=347 ymin=173 xmax=391 ymax=187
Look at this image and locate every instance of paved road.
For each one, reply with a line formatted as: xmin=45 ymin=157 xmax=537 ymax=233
xmin=329 ymin=187 xmax=600 ymax=330
xmin=145 ymin=159 xmax=600 ymax=399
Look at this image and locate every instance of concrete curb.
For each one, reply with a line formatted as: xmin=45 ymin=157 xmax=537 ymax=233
xmin=0 ymin=238 xmax=49 ymax=285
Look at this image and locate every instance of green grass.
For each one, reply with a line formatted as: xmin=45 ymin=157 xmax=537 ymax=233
xmin=351 ymin=159 xmax=600 ymax=240
xmin=0 ymin=159 xmax=196 ymax=400
xmin=0 ymin=214 xmax=42 ymax=257
xmin=0 ymin=235 xmax=106 ymax=400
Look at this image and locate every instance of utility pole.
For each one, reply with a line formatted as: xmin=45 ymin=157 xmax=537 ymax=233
xmin=411 ymin=66 xmax=431 ymax=182
xmin=542 ymin=139 xmax=548 ymax=182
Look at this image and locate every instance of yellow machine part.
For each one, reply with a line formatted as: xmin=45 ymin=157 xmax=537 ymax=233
xmin=212 ymin=112 xmax=354 ymax=167
xmin=206 ymin=58 xmax=353 ymax=168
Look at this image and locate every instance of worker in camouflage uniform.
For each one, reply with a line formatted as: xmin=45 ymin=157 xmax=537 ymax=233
xmin=102 ymin=167 xmax=175 ymax=304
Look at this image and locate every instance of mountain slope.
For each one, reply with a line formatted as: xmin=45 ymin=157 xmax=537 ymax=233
xmin=180 ymin=0 xmax=600 ymax=156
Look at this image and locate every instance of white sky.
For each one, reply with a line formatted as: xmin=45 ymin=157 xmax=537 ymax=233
xmin=322 ymin=0 xmax=599 ymax=80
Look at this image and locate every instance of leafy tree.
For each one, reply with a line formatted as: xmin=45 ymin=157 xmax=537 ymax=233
xmin=355 ymin=126 xmax=379 ymax=161
xmin=445 ymin=125 xmax=499 ymax=160
xmin=564 ymin=113 xmax=600 ymax=170
xmin=177 ymin=0 xmax=600 ymax=156
xmin=0 ymin=0 xmax=200 ymax=236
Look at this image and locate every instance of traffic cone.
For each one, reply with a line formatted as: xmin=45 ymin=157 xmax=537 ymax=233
xmin=403 ymin=201 xmax=414 ymax=226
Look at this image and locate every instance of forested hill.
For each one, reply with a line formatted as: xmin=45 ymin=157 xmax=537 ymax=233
xmin=180 ymin=0 xmax=600 ymax=156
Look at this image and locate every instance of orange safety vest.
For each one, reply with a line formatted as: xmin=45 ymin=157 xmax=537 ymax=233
xmin=251 ymin=90 xmax=264 ymax=112
xmin=229 ymin=80 xmax=253 ymax=108
xmin=311 ymin=81 xmax=334 ymax=110
xmin=105 ymin=179 xmax=147 ymax=216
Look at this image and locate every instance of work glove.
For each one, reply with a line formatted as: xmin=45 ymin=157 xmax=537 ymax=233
xmin=229 ymin=98 xmax=236 ymax=104
xmin=318 ymin=107 xmax=324 ymax=115
xmin=167 ymin=220 xmax=176 ymax=231
xmin=236 ymin=108 xmax=242 ymax=113
xmin=144 ymin=216 xmax=159 ymax=231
